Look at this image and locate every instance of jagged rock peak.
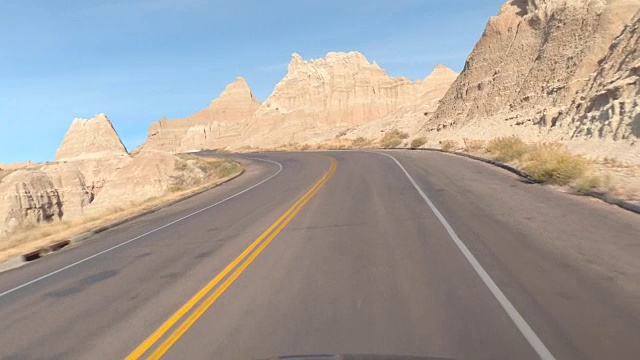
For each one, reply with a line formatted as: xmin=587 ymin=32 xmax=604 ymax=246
xmin=286 ymin=51 xmax=377 ymax=74
xmin=210 ymin=77 xmax=261 ymax=106
xmin=55 ymin=114 xmax=128 ymax=161
xmin=426 ymin=64 xmax=458 ymax=79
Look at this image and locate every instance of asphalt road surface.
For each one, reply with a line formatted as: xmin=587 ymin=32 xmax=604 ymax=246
xmin=0 ymin=151 xmax=638 ymax=360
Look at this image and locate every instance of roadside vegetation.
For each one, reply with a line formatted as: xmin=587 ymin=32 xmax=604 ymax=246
xmin=450 ymin=135 xmax=619 ymax=194
xmin=410 ymin=137 xmax=427 ymax=149
xmin=351 ymin=137 xmax=373 ymax=148
xmin=439 ymin=140 xmax=458 ymax=152
xmin=379 ymin=129 xmax=409 ymax=148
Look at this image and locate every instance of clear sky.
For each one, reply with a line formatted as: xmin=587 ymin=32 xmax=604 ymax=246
xmin=0 ymin=0 xmax=505 ymax=164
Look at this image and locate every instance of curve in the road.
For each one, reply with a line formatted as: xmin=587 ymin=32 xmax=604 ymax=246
xmin=127 ymin=156 xmax=337 ymax=360
xmin=0 ymin=157 xmax=284 ymax=299
xmin=375 ymin=151 xmax=555 ymax=360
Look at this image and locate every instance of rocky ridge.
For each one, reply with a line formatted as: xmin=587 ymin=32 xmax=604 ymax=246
xmin=238 ymin=51 xmax=442 ymax=147
xmin=140 ymin=77 xmax=261 ymax=153
xmin=0 ymin=115 xmax=216 ymax=238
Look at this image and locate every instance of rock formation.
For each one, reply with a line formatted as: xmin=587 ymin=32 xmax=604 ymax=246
xmin=564 ymin=9 xmax=640 ymax=141
xmin=140 ymin=77 xmax=261 ymax=152
xmin=55 ymin=114 xmax=128 ymax=160
xmin=0 ymin=170 xmax=64 ymax=236
xmin=427 ymin=0 xmax=640 ymax=136
xmin=342 ymin=64 xmax=459 ymax=140
xmin=1 ymin=113 xmax=226 ymax=238
xmin=239 ymin=51 xmax=438 ymax=147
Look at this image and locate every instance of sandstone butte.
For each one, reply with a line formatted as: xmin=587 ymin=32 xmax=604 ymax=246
xmin=423 ymin=0 xmax=640 ymax=149
xmin=55 ymin=113 xmax=129 ymax=161
xmin=0 ymin=114 xmax=212 ymax=238
xmin=238 ymin=52 xmax=452 ymax=148
xmin=138 ymin=77 xmax=261 ymax=153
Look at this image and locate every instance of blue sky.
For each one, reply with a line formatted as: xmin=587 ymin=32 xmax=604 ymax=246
xmin=0 ymin=0 xmax=505 ymax=163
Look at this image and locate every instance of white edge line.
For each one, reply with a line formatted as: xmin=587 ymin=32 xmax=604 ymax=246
xmin=0 ymin=156 xmax=283 ymax=299
xmin=373 ymin=151 xmax=555 ymax=360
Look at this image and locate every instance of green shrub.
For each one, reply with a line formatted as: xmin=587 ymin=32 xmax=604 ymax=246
xmin=410 ymin=137 xmax=427 ymax=149
xmin=485 ymin=136 xmax=530 ymax=162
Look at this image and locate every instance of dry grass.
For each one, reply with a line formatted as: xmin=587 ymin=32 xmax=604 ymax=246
xmin=410 ymin=137 xmax=427 ymax=149
xmin=440 ymin=140 xmax=458 ymax=152
xmin=522 ymin=144 xmax=589 ymax=185
xmin=480 ymin=136 xmax=628 ymax=195
xmin=379 ymin=129 xmax=409 ymax=149
xmin=462 ymin=138 xmax=486 ymax=153
xmin=0 ymin=156 xmax=243 ymax=263
xmin=485 ymin=136 xmax=531 ymax=162
xmin=351 ymin=137 xmax=373 ymax=148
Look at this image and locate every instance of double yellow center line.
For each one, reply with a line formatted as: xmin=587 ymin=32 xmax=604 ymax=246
xmin=126 ymin=156 xmax=337 ymax=360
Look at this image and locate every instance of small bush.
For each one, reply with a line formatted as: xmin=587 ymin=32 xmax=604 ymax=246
xmin=462 ymin=138 xmax=486 ymax=153
xmin=574 ymin=175 xmax=603 ymax=194
xmin=440 ymin=140 xmax=458 ymax=152
xmin=351 ymin=137 xmax=372 ymax=148
xmin=522 ymin=144 xmax=588 ymax=185
xmin=379 ymin=129 xmax=410 ymax=148
xmin=216 ymin=148 xmax=231 ymax=154
xmin=335 ymin=130 xmax=348 ymax=138
xmin=410 ymin=137 xmax=427 ymax=149
xmin=486 ymin=136 xmax=530 ymax=162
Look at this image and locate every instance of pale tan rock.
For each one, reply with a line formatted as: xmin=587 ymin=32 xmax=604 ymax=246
xmin=87 ymin=151 xmax=179 ymax=212
xmin=55 ymin=114 xmax=128 ymax=161
xmin=0 ymin=170 xmax=63 ymax=236
xmin=563 ymin=9 xmax=640 ymax=141
xmin=139 ymin=77 xmax=261 ymax=152
xmin=343 ymin=65 xmax=458 ymax=140
xmin=429 ymin=0 xmax=640 ymax=130
xmin=40 ymin=163 xmax=93 ymax=219
xmin=239 ymin=51 xmax=436 ymax=147
xmin=0 ymin=161 xmax=36 ymax=171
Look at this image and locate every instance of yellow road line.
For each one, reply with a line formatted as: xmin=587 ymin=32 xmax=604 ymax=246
xmin=126 ymin=157 xmax=337 ymax=360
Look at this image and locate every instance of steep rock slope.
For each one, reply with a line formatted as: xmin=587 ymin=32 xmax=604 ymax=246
xmin=239 ymin=52 xmax=435 ymax=147
xmin=344 ymin=65 xmax=458 ymax=140
xmin=140 ymin=77 xmax=261 ymax=152
xmin=55 ymin=114 xmax=128 ymax=160
xmin=565 ymin=9 xmax=640 ymax=141
xmin=428 ymin=0 xmax=640 ymax=134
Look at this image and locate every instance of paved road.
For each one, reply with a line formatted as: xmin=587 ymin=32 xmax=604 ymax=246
xmin=0 ymin=151 xmax=638 ymax=360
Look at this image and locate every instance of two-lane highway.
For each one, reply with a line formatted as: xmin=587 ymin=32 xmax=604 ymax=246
xmin=0 ymin=151 xmax=639 ymax=359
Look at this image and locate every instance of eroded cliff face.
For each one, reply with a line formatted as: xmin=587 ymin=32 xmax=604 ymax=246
xmin=564 ymin=9 xmax=640 ymax=141
xmin=0 ymin=170 xmax=64 ymax=236
xmin=240 ymin=52 xmax=437 ymax=147
xmin=428 ymin=0 xmax=640 ymax=134
xmin=140 ymin=77 xmax=261 ymax=152
xmin=342 ymin=64 xmax=459 ymax=140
